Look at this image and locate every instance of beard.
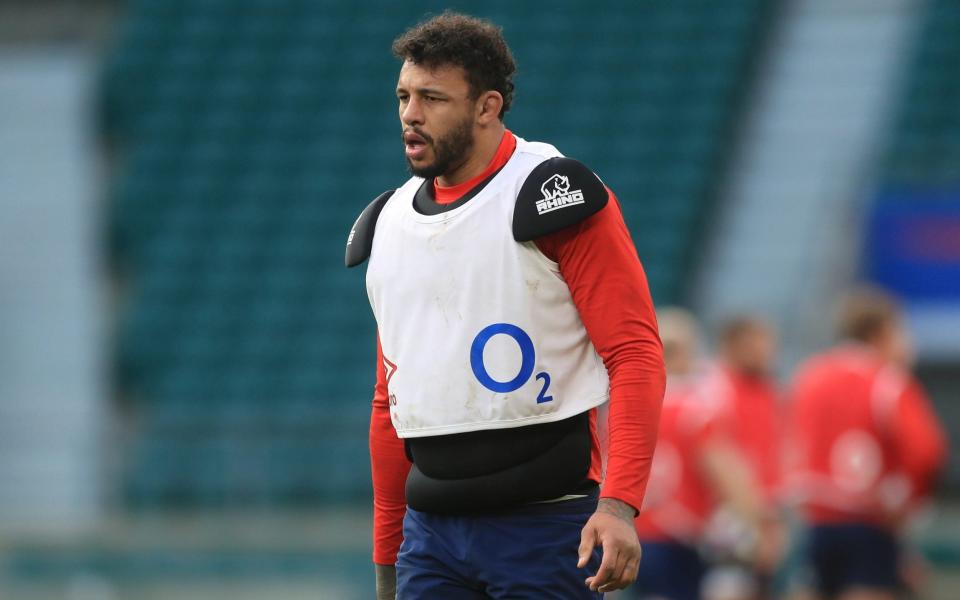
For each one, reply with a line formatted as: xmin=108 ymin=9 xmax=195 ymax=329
xmin=404 ymin=116 xmax=475 ymax=179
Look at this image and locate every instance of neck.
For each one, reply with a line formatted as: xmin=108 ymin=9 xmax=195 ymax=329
xmin=854 ymin=338 xmax=888 ymax=360
xmin=735 ymin=365 xmax=769 ymax=379
xmin=437 ymin=122 xmax=506 ymax=187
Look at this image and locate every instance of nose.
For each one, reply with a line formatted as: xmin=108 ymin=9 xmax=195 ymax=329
xmin=401 ymin=96 xmax=423 ymax=127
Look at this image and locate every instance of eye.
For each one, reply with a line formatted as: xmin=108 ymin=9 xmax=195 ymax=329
xmin=397 ymin=93 xmax=409 ymax=102
xmin=425 ymin=95 xmax=443 ymax=102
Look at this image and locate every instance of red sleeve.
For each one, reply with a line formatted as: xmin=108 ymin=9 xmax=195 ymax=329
xmin=370 ymin=336 xmax=412 ymax=565
xmin=893 ymin=380 xmax=948 ymax=500
xmin=536 ymin=190 xmax=666 ymax=513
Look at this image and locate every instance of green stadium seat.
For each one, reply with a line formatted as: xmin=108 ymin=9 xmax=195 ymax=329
xmin=103 ymin=0 xmax=773 ymax=507
xmin=884 ymin=0 xmax=960 ymax=185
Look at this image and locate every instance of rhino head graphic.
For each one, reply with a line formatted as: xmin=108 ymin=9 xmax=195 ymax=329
xmin=541 ymin=174 xmax=571 ymax=199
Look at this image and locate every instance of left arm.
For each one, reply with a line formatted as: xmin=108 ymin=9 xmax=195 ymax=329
xmin=536 ymin=189 xmax=666 ymax=592
xmin=891 ymin=381 xmax=948 ymax=506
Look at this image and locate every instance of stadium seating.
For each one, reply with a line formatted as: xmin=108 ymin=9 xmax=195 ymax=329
xmin=102 ymin=0 xmax=775 ymax=506
xmin=884 ymin=0 xmax=960 ymax=185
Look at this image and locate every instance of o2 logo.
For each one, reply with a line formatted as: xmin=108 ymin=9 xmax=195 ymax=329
xmin=470 ymin=323 xmax=553 ymax=403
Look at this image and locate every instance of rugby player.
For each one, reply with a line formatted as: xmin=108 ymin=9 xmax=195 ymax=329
xmin=346 ymin=12 xmax=665 ymax=599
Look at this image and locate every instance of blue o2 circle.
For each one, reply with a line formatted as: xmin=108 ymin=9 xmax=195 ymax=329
xmin=470 ymin=323 xmax=536 ymax=393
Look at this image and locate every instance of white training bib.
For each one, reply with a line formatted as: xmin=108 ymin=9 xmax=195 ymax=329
xmin=365 ymin=137 xmax=610 ymax=438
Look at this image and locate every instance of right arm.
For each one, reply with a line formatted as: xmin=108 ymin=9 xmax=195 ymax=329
xmin=370 ymin=336 xmax=412 ymax=594
xmin=347 ymin=193 xmax=407 ymax=597
xmin=699 ymin=440 xmax=764 ymax=528
xmin=696 ymin=412 xmax=783 ymax=571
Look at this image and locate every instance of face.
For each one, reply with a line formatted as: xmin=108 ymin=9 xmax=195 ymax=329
xmin=663 ymin=339 xmax=695 ymax=377
xmin=878 ymin=318 xmax=915 ymax=368
xmin=396 ymin=60 xmax=478 ymax=179
xmin=725 ymin=325 xmax=777 ymax=377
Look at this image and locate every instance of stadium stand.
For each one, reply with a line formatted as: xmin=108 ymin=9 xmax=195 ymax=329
xmin=101 ymin=0 xmax=775 ymax=507
xmin=884 ymin=0 xmax=960 ymax=184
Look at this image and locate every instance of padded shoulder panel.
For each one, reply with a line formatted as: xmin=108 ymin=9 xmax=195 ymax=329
xmin=345 ymin=190 xmax=394 ymax=268
xmin=513 ymin=157 xmax=608 ymax=241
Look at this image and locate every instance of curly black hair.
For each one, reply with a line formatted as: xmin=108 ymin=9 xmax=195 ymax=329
xmin=392 ymin=12 xmax=516 ymax=120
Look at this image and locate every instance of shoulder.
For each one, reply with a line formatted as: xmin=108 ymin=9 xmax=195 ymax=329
xmin=789 ymin=354 xmax=826 ymax=388
xmin=344 ymin=189 xmax=395 ymax=268
xmin=676 ymin=387 xmax=726 ymax=437
xmin=513 ymin=137 xmax=563 ymax=160
xmin=791 ymin=349 xmax=855 ymax=392
xmin=512 ymin=156 xmax=609 ymax=242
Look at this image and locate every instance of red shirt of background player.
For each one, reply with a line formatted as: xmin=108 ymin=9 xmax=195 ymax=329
xmin=635 ymin=378 xmax=729 ymax=543
xmin=706 ymin=364 xmax=783 ymax=504
xmin=786 ymin=344 xmax=947 ymax=526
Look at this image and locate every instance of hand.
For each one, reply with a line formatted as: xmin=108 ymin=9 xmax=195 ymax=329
xmin=577 ymin=498 xmax=642 ymax=593
xmin=752 ymin=515 xmax=787 ymax=574
xmin=375 ymin=563 xmax=397 ymax=600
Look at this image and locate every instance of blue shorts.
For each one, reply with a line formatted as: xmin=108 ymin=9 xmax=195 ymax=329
xmin=631 ymin=540 xmax=705 ymax=600
xmin=807 ymin=523 xmax=901 ymax=597
xmin=396 ymin=493 xmax=603 ymax=599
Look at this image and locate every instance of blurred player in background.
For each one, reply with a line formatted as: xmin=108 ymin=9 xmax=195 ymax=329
xmin=632 ymin=308 xmax=766 ymax=600
xmin=787 ymin=286 xmax=948 ymax=600
xmin=702 ymin=317 xmax=787 ymax=600
xmin=712 ymin=317 xmax=783 ymax=506
xmin=345 ymin=12 xmax=665 ymax=599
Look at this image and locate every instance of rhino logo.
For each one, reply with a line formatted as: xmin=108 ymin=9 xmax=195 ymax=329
xmin=540 ymin=174 xmax=571 ymax=200
xmin=536 ymin=173 xmax=585 ymax=215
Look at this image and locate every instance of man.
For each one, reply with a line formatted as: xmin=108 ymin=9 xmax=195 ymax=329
xmin=711 ymin=316 xmax=782 ymax=504
xmin=701 ymin=317 xmax=786 ymax=600
xmin=345 ymin=12 xmax=665 ymax=599
xmin=787 ymin=287 xmax=947 ymax=600
xmin=633 ymin=308 xmax=766 ymax=600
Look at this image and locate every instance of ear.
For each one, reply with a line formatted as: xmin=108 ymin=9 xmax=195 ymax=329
xmin=476 ymin=91 xmax=504 ymax=125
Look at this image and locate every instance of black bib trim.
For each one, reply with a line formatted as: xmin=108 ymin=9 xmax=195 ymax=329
xmin=412 ymin=166 xmax=506 ymax=216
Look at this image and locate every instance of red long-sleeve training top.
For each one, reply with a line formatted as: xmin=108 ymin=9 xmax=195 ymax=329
xmin=369 ymin=130 xmax=665 ymax=565
xmin=787 ymin=344 xmax=948 ymax=526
